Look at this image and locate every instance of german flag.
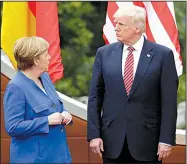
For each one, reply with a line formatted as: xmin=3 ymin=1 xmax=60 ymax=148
xmin=1 ymin=2 xmax=63 ymax=82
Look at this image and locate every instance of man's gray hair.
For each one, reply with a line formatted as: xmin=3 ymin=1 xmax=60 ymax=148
xmin=113 ymin=5 xmax=146 ymax=33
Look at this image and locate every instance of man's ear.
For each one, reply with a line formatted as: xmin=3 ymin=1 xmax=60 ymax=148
xmin=134 ymin=26 xmax=141 ymax=34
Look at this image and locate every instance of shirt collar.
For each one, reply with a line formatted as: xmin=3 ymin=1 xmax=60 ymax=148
xmin=123 ymin=35 xmax=145 ymax=52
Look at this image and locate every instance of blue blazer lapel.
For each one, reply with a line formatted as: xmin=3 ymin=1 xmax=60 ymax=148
xmin=40 ymin=75 xmax=55 ymax=100
xmin=16 ymin=71 xmax=53 ymax=104
xmin=128 ymin=39 xmax=154 ymax=100
xmin=40 ymin=73 xmax=62 ymax=113
xmin=18 ymin=71 xmax=48 ymax=97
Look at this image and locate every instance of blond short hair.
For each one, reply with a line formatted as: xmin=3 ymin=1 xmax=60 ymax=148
xmin=113 ymin=5 xmax=146 ymax=33
xmin=13 ymin=36 xmax=49 ymax=70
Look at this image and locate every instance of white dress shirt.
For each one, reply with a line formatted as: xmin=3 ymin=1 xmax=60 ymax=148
xmin=121 ymin=35 xmax=171 ymax=147
xmin=122 ymin=35 xmax=144 ymax=78
xmin=41 ymin=87 xmax=48 ymax=95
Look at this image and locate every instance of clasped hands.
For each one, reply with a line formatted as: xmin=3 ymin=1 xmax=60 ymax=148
xmin=48 ymin=111 xmax=72 ymax=126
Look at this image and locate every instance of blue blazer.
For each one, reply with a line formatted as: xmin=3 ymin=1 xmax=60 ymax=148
xmin=3 ymin=71 xmax=72 ymax=163
xmin=87 ymin=38 xmax=178 ymax=161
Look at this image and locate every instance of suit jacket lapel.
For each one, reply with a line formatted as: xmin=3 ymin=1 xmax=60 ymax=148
xmin=40 ymin=76 xmax=55 ymax=100
xmin=17 ymin=71 xmax=53 ymax=103
xmin=40 ymin=74 xmax=62 ymax=112
xmin=127 ymin=39 xmax=154 ymax=100
xmin=112 ymin=42 xmax=128 ymax=97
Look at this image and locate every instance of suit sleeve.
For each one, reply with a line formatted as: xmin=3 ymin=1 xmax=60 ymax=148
xmin=3 ymin=83 xmax=49 ymax=137
xmin=87 ymin=49 xmax=105 ymax=141
xmin=159 ymin=50 xmax=179 ymax=145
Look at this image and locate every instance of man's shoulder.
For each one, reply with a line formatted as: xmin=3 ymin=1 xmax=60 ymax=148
xmin=147 ymin=39 xmax=172 ymax=53
xmin=97 ymin=42 xmax=120 ymax=52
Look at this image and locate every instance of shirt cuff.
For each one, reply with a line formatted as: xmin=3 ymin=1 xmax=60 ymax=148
xmin=159 ymin=142 xmax=172 ymax=146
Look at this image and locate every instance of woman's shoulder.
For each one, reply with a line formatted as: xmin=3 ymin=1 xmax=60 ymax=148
xmin=6 ymin=71 xmax=30 ymax=93
xmin=4 ymin=80 xmax=24 ymax=100
xmin=8 ymin=71 xmax=24 ymax=86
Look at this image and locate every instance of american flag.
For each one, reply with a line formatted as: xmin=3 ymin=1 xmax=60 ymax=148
xmin=103 ymin=2 xmax=183 ymax=76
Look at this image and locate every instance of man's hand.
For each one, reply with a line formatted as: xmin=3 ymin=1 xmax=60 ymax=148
xmin=90 ymin=138 xmax=104 ymax=158
xmin=61 ymin=111 xmax=72 ymax=125
xmin=157 ymin=143 xmax=172 ymax=161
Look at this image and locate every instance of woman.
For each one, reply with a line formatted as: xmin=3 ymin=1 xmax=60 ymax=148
xmin=3 ymin=36 xmax=72 ymax=163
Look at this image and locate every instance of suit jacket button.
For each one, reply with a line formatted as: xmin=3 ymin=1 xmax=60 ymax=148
xmin=52 ymin=103 xmax=56 ymax=108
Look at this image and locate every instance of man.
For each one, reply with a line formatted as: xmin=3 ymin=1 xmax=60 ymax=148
xmin=87 ymin=5 xmax=178 ymax=164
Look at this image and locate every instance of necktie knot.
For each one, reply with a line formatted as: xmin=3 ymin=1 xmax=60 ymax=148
xmin=127 ymin=46 xmax=134 ymax=53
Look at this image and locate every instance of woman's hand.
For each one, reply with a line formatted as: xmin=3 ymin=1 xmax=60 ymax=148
xmin=48 ymin=112 xmax=64 ymax=125
xmin=61 ymin=111 xmax=72 ymax=125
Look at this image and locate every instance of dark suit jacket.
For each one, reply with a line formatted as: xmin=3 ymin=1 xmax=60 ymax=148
xmin=87 ymin=38 xmax=178 ymax=161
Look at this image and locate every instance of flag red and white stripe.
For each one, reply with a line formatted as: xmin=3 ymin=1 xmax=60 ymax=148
xmin=103 ymin=2 xmax=183 ymax=76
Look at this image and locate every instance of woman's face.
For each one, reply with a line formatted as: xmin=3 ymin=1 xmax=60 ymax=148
xmin=36 ymin=49 xmax=51 ymax=72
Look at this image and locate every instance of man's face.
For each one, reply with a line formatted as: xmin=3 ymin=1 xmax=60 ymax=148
xmin=114 ymin=16 xmax=136 ymax=44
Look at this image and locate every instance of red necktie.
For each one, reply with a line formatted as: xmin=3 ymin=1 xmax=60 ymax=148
xmin=124 ymin=46 xmax=134 ymax=95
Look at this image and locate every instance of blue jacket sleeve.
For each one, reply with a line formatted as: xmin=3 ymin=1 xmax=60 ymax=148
xmin=3 ymin=83 xmax=49 ymax=137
